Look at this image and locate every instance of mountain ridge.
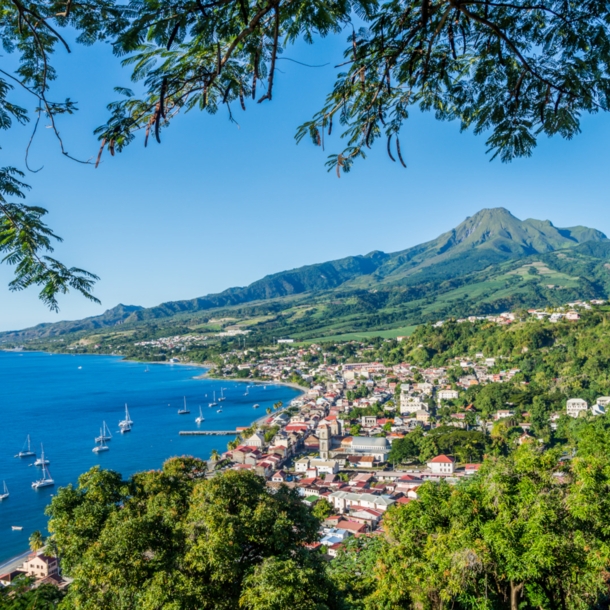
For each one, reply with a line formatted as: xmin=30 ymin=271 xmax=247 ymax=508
xmin=2 ymin=208 xmax=607 ymax=342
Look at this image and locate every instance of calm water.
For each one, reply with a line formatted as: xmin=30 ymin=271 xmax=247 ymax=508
xmin=0 ymin=351 xmax=300 ymax=563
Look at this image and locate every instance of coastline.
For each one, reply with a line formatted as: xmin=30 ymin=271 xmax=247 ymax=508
xmin=197 ymin=368 xmax=308 ymax=394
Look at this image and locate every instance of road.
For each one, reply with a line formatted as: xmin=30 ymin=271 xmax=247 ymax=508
xmin=0 ymin=548 xmax=30 ymax=575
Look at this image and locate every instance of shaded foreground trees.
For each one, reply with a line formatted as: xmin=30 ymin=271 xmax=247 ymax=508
xmin=45 ymin=457 xmax=335 ymax=609
xmin=39 ymin=426 xmax=610 ymax=609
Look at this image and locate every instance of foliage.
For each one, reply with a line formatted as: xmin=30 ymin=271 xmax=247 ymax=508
xmin=348 ymin=444 xmax=610 ymax=610
xmin=46 ymin=459 xmax=322 ymax=609
xmin=239 ymin=556 xmax=337 ymax=610
xmin=0 ymin=581 xmax=65 ymax=609
xmin=312 ymin=498 xmax=334 ymax=520
xmin=0 ymin=170 xmax=100 ymax=310
xmin=388 ymin=426 xmax=486 ymax=464
xmin=28 ymin=530 xmax=44 ymax=552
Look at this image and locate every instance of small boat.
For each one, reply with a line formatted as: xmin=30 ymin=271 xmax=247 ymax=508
xmin=208 ymin=391 xmax=217 ymax=408
xmin=11 ymin=526 xmax=22 ymax=531
xmin=0 ymin=482 xmax=9 ymax=501
xmin=15 ymin=435 xmax=36 ymax=458
xmin=93 ymin=430 xmax=110 ymax=453
xmin=78 ymin=366 xmax=82 ymax=370
xmin=144 ymin=366 xmax=149 ymax=373
xmin=218 ymin=388 xmax=226 ymax=402
xmin=178 ymin=396 xmax=190 ymax=415
xmin=32 ymin=449 xmax=54 ymax=489
xmin=216 ymin=408 xmax=223 ymax=413
xmin=34 ymin=444 xmax=50 ymax=467
xmin=195 ymin=406 xmax=205 ymax=424
xmin=95 ymin=421 xmax=112 ymax=443
xmin=119 ymin=404 xmax=133 ymax=433
xmin=253 ymin=404 xmax=260 ymax=409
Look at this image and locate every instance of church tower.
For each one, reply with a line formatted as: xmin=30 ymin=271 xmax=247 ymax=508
xmin=318 ymin=424 xmax=330 ymax=459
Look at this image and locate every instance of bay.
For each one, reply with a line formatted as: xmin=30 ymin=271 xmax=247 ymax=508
xmin=0 ymin=351 xmax=300 ymax=563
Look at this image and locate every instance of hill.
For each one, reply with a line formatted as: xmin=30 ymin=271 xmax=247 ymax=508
xmin=2 ymin=207 xmax=610 ymax=347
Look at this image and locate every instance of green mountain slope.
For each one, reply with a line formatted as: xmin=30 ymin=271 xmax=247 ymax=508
xmin=2 ymin=208 xmax=608 ymax=345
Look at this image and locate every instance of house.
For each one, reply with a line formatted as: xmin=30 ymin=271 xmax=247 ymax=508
xmin=566 ymin=398 xmax=588 ymax=418
xmin=494 ymin=410 xmax=514 ymax=420
xmin=361 ymin=415 xmax=378 ymax=428
xmin=271 ymin=470 xmax=291 ymax=483
xmin=309 ymin=459 xmax=340 ymax=475
xmin=336 ymin=519 xmax=368 ymax=535
xmin=437 ymin=389 xmax=459 ymax=401
xmin=0 ymin=570 xmax=26 ymax=586
xmin=21 ymin=555 xmax=59 ymax=580
xmin=427 ymin=454 xmax=455 ymax=474
xmin=245 ymin=431 xmax=266 ymax=448
xmin=347 ymin=455 xmax=375 ymax=468
xmin=400 ymin=394 xmax=425 ymax=415
xmin=328 ymin=491 xmax=396 ymax=513
xmin=295 ymin=458 xmax=310 ymax=473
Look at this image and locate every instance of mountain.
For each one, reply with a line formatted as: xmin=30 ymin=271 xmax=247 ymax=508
xmin=2 ymin=208 xmax=609 ymax=344
xmin=0 ymin=304 xmax=144 ymax=341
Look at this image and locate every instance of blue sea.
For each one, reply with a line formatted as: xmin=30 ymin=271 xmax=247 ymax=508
xmin=0 ymin=351 xmax=301 ymax=564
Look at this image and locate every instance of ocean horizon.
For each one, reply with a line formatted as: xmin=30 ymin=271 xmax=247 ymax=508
xmin=0 ymin=351 xmax=301 ymax=564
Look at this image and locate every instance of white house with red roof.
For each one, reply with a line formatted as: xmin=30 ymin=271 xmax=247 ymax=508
xmin=427 ymin=454 xmax=455 ymax=474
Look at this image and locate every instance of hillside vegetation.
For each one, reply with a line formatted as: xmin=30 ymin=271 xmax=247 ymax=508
xmin=3 ymin=208 xmax=610 ymax=350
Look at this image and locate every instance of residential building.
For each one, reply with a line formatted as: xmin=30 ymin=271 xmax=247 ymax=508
xmin=427 ymin=454 xmax=455 ymax=474
xmin=566 ymin=398 xmax=588 ymax=418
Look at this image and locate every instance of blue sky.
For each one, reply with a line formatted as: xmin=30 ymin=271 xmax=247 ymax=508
xmin=2 ymin=31 xmax=610 ymax=331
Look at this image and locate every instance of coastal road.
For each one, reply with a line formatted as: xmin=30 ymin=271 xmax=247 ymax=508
xmin=0 ymin=548 xmax=30 ymax=574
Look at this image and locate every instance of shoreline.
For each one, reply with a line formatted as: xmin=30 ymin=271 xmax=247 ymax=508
xmin=0 ymin=353 xmax=303 ymax=569
xmin=197 ymin=368 xmax=308 ymax=394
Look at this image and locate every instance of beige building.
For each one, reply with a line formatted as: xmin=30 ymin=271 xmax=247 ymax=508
xmin=21 ymin=555 xmax=59 ymax=579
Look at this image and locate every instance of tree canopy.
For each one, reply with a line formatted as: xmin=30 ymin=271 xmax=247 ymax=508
xmin=3 ymin=0 xmax=610 ymax=306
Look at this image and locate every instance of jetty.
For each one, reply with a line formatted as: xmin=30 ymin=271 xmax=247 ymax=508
xmin=179 ymin=430 xmax=239 ymax=436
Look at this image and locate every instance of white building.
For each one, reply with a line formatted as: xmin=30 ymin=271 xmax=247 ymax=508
xmin=566 ymin=398 xmax=588 ymax=418
xmin=400 ymin=394 xmax=426 ymax=415
xmin=328 ymin=491 xmax=396 ymax=513
xmin=309 ymin=459 xmax=340 ymax=475
xmin=427 ymin=454 xmax=455 ymax=474
xmin=295 ymin=458 xmax=310 ymax=473
xmin=347 ymin=437 xmax=391 ymax=462
xmin=437 ymin=389 xmax=459 ymax=401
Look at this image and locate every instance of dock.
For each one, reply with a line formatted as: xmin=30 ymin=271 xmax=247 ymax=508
xmin=179 ymin=430 xmax=240 ymax=436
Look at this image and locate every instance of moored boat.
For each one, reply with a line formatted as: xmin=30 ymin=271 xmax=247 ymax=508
xmin=32 ymin=449 xmax=54 ymax=489
xmin=15 ymin=435 xmax=35 ymax=459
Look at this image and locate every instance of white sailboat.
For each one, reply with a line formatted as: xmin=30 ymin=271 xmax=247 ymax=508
xmin=96 ymin=421 xmax=112 ymax=443
xmin=32 ymin=448 xmax=54 ymax=489
xmin=195 ymin=406 xmax=205 ymax=424
xmin=208 ymin=391 xmax=217 ymax=408
xmin=178 ymin=396 xmax=190 ymax=415
xmin=119 ymin=404 xmax=133 ymax=433
xmin=15 ymin=435 xmax=36 ymax=458
xmin=218 ymin=388 xmax=226 ymax=402
xmin=0 ymin=481 xmax=9 ymax=501
xmin=93 ymin=430 xmax=110 ymax=453
xmin=34 ymin=444 xmax=50 ymax=467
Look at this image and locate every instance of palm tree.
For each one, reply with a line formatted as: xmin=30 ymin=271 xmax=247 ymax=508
xmin=266 ymin=407 xmax=272 ymax=415
xmin=29 ymin=530 xmax=44 ymax=553
xmin=210 ymin=449 xmax=220 ymax=462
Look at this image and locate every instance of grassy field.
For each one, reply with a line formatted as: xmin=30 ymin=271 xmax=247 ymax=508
xmin=299 ymin=325 xmax=418 ymax=344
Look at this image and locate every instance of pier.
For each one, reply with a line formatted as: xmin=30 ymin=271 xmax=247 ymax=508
xmin=179 ymin=430 xmax=240 ymax=436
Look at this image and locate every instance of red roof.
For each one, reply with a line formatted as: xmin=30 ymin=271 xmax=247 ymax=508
xmin=429 ymin=454 xmax=455 ymax=463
